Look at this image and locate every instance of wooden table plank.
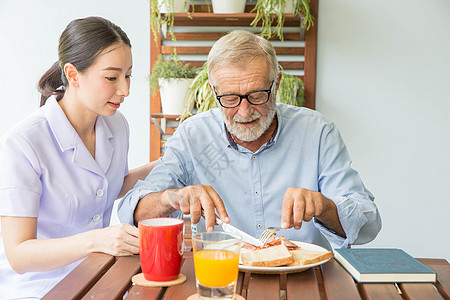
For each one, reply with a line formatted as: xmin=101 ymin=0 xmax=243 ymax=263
xmin=286 ymin=268 xmax=321 ymax=299
xmin=246 ymin=274 xmax=280 ymax=300
xmin=429 ymin=264 xmax=450 ymax=299
xmin=359 ymin=283 xmax=403 ymax=300
xmin=125 ymin=285 xmax=166 ymax=300
xmin=81 ymin=256 xmax=141 ymax=300
xmin=235 ymin=272 xmax=245 ymax=296
xmin=126 ymin=255 xmax=196 ymax=300
xmin=44 ymin=253 xmax=450 ymax=300
xmin=418 ymin=258 xmax=449 ymax=266
xmin=399 ymin=282 xmax=444 ymax=300
xmin=239 ymin=272 xmax=251 ymax=299
xmin=163 ymin=257 xmax=198 ymax=299
xmin=42 ymin=253 xmax=115 ymax=300
xmin=321 ymin=259 xmax=361 ymax=299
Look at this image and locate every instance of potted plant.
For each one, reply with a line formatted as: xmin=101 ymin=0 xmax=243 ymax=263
xmin=250 ymin=0 xmax=314 ymax=40
xmin=179 ymin=63 xmax=304 ymax=123
xmin=211 ymin=0 xmax=246 ymax=14
xmin=150 ymin=55 xmax=199 ymax=115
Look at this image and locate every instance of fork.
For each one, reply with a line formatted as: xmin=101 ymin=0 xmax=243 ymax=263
xmin=259 ymin=227 xmax=281 ymax=246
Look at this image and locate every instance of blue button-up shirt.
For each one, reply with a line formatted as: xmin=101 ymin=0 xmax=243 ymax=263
xmin=119 ymin=104 xmax=381 ymax=250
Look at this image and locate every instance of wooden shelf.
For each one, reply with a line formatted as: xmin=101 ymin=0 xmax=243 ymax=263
xmin=150 ymin=113 xmax=181 ymax=120
xmin=150 ymin=114 xmax=181 ymax=135
xmin=167 ymin=12 xmax=302 ymax=27
xmin=149 ymin=0 xmax=319 ymax=161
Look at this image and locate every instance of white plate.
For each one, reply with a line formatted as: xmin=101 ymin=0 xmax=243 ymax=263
xmin=239 ymin=241 xmax=332 ymax=274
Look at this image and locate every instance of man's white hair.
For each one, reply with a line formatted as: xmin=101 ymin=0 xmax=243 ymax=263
xmin=207 ymin=30 xmax=280 ymax=87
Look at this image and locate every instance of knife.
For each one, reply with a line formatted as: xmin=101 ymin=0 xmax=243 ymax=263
xmin=215 ymin=217 xmax=262 ymax=247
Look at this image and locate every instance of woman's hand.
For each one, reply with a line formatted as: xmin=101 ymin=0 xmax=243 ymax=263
xmin=1 ymin=217 xmax=139 ymax=274
xmin=91 ymin=223 xmax=140 ymax=256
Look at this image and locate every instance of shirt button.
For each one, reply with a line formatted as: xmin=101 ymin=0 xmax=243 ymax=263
xmin=92 ymin=214 xmax=101 ymax=222
xmin=254 ymin=191 xmax=259 ymax=195
xmin=252 ymin=155 xmax=256 ymax=160
xmin=96 ymin=189 xmax=104 ymax=197
xmin=257 ymin=224 xmax=262 ymax=229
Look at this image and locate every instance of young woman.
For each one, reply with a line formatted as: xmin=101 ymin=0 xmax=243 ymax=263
xmin=0 ymin=17 xmax=154 ymax=299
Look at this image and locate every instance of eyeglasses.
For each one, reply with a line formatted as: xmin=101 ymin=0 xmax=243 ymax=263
xmin=213 ymin=81 xmax=275 ymax=108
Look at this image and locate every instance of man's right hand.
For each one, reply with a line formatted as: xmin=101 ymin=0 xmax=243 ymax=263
xmin=162 ymin=185 xmax=230 ymax=232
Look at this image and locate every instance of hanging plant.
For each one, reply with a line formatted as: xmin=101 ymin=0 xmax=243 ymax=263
xmin=276 ymin=72 xmax=304 ymax=107
xmin=296 ymin=0 xmax=313 ymax=30
xmin=150 ymin=0 xmax=194 ymax=43
xmin=179 ymin=64 xmax=216 ymax=123
xmin=250 ymin=0 xmax=314 ymax=40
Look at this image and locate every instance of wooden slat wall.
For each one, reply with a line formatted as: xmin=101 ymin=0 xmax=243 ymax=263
xmin=150 ymin=0 xmax=318 ymax=160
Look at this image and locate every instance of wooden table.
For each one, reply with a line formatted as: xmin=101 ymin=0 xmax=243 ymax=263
xmin=43 ymin=252 xmax=449 ymax=300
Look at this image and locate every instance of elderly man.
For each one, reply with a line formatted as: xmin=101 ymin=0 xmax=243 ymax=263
xmin=118 ymin=30 xmax=381 ymax=249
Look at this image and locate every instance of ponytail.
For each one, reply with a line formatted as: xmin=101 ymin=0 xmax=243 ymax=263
xmin=38 ymin=61 xmax=66 ymax=106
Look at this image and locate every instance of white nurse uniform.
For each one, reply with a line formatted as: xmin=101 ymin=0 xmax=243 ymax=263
xmin=0 ymin=96 xmax=129 ymax=299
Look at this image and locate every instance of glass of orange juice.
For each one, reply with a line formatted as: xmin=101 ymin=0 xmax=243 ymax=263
xmin=193 ymin=232 xmax=242 ymax=299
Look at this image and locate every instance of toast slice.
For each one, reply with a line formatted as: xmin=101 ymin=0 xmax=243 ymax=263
xmin=287 ymin=249 xmax=333 ymax=266
xmin=241 ymin=245 xmax=295 ymax=267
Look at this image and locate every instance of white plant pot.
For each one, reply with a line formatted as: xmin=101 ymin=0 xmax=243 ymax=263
xmin=159 ymin=78 xmax=194 ymax=115
xmin=283 ymin=0 xmax=294 ymax=13
xmin=212 ymin=0 xmax=246 ymax=14
xmin=159 ymin=0 xmax=188 ymax=13
xmin=262 ymin=0 xmax=298 ymax=14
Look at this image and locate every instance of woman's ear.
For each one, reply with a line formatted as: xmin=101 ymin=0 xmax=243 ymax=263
xmin=63 ymin=63 xmax=79 ymax=88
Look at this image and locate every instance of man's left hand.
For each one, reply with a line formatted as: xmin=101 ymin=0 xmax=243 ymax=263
xmin=281 ymin=187 xmax=332 ymax=230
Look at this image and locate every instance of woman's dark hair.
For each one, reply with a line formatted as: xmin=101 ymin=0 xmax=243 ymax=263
xmin=38 ymin=16 xmax=131 ymax=106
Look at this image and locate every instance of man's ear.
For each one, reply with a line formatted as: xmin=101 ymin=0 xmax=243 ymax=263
xmin=63 ymin=63 xmax=79 ymax=88
xmin=275 ymin=72 xmax=282 ymax=90
xmin=207 ymin=80 xmax=213 ymax=93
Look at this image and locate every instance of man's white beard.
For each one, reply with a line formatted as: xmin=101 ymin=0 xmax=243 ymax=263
xmin=222 ymin=100 xmax=277 ymax=142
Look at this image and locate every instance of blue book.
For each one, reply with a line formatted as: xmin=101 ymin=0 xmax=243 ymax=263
xmin=334 ymin=248 xmax=437 ymax=283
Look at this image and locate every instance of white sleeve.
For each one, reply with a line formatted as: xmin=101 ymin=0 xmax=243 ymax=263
xmin=0 ymin=133 xmax=42 ymax=217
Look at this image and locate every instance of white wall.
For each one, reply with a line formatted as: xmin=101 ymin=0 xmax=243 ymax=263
xmin=0 ymin=0 xmax=150 ymax=169
xmin=1 ymin=1 xmax=449 ymax=261
xmin=316 ymin=0 xmax=450 ymax=261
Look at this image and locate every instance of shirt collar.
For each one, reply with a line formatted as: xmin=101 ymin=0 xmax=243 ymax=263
xmin=224 ymin=123 xmax=238 ymax=150
xmin=43 ymin=96 xmax=79 ymax=152
xmin=266 ymin=116 xmax=279 ymax=147
xmin=43 ymin=96 xmax=114 ymax=175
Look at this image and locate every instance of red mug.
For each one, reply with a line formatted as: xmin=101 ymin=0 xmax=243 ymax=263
xmin=139 ymin=217 xmax=184 ymax=281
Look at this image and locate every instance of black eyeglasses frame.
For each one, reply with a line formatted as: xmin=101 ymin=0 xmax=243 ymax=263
xmin=213 ymin=81 xmax=275 ymax=108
